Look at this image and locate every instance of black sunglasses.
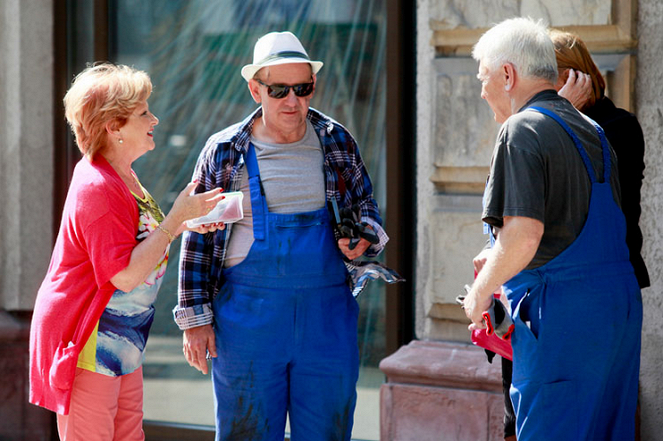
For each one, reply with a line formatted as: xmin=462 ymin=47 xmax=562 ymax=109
xmin=255 ymin=78 xmax=314 ymax=99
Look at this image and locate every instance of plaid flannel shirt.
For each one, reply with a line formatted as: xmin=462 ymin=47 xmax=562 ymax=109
xmin=174 ymin=107 xmax=388 ymax=330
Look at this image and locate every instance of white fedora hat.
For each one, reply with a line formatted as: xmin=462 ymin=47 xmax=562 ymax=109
xmin=241 ymin=31 xmax=323 ymax=82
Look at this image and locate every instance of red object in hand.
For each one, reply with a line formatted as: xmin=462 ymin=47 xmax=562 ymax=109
xmin=471 ymin=294 xmax=513 ymax=360
xmin=469 ymin=269 xmax=514 ymax=360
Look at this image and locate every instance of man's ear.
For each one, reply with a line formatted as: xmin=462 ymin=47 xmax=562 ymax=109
xmin=248 ymin=79 xmax=262 ymax=104
xmin=310 ymin=73 xmax=317 ymax=96
xmin=503 ymin=63 xmax=516 ymax=92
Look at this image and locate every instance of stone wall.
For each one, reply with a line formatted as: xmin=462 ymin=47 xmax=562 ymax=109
xmin=431 ymin=0 xmax=611 ymax=28
xmin=0 ymin=1 xmax=55 ymax=438
xmin=417 ymin=0 xmax=638 ymax=343
xmin=0 ymin=0 xmax=54 ymax=311
xmin=635 ymin=0 xmax=663 ymax=439
xmin=415 ymin=0 xmax=663 ymax=439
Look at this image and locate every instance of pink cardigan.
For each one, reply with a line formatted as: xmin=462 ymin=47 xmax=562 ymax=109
xmin=29 ymin=155 xmax=139 ymax=414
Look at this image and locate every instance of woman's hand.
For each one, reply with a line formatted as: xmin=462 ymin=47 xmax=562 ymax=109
xmin=558 ymin=69 xmax=592 ymax=110
xmin=473 ymin=248 xmax=492 ymax=274
xmin=166 ymin=182 xmax=226 ymax=236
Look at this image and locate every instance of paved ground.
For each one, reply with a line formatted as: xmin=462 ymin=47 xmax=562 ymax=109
xmin=142 ymin=336 xmax=382 ymax=440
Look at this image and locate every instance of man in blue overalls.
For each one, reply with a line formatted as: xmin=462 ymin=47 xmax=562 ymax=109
xmin=464 ymin=18 xmax=642 ymax=441
xmin=174 ymin=32 xmax=389 ymax=440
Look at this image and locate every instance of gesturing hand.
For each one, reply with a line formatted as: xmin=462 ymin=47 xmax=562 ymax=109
xmin=170 ymin=183 xmax=225 ymax=235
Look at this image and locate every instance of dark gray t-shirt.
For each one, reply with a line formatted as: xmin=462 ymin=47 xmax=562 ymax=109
xmin=483 ymin=90 xmax=621 ymax=269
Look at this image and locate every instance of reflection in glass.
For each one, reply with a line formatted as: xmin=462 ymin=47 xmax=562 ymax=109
xmin=110 ymin=1 xmax=386 ymax=438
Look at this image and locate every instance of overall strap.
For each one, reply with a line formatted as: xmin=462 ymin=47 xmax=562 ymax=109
xmin=587 ymin=117 xmax=612 ymax=183
xmin=483 ymin=176 xmax=496 ymax=247
xmin=244 ymin=143 xmax=267 ymax=240
xmin=528 ymin=106 xmax=610 ymax=184
xmin=484 ymin=223 xmax=496 ymax=247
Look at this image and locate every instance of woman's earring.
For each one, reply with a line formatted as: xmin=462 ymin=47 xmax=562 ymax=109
xmin=119 ymin=138 xmax=124 ymax=144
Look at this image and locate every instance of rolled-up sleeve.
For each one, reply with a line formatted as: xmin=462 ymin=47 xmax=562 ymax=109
xmin=173 ymin=142 xmax=219 ymax=330
xmin=173 ymin=229 xmax=216 ymax=330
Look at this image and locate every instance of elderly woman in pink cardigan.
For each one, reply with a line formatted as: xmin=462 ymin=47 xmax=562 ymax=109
xmin=29 ymin=63 xmax=223 ymax=440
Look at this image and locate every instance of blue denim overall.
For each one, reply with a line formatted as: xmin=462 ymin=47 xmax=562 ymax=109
xmin=211 ymin=143 xmax=359 ymax=441
xmin=502 ymin=107 xmax=642 ymax=440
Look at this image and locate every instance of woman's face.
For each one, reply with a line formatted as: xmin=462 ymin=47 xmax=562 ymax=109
xmin=119 ymin=100 xmax=159 ymax=156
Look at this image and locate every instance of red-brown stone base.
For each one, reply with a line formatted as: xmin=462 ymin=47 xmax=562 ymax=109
xmin=380 ymin=340 xmax=505 ymax=441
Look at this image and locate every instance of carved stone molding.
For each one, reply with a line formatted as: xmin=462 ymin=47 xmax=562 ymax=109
xmin=431 ymin=0 xmax=637 ymax=55
xmin=429 ymin=0 xmax=638 ymax=110
xmin=432 ymin=24 xmax=637 ymax=56
xmin=430 ymin=165 xmax=489 ymax=193
xmin=420 ymin=0 xmax=639 ymax=343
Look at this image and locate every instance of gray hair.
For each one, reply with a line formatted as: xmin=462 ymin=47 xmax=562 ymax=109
xmin=472 ymin=17 xmax=558 ymax=84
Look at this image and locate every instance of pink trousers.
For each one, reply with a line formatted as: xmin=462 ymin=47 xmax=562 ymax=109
xmin=57 ymin=367 xmax=145 ymax=441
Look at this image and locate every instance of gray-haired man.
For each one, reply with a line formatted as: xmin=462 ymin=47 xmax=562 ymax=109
xmin=465 ymin=17 xmax=641 ymax=441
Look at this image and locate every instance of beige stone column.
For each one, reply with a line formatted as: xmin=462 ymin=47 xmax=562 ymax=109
xmin=635 ymin=0 xmax=663 ymax=439
xmin=0 ymin=1 xmax=55 ymax=439
xmin=0 ymin=0 xmax=54 ymax=310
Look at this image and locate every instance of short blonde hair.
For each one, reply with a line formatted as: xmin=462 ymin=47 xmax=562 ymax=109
xmin=549 ymin=29 xmax=605 ymax=110
xmin=63 ymin=63 xmax=152 ymax=158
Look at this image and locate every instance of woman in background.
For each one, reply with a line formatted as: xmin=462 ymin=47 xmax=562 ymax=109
xmin=552 ymin=29 xmax=649 ymax=289
xmin=29 ymin=63 xmax=223 ymax=440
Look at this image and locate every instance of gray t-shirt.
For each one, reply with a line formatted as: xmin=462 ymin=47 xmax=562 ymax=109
xmin=483 ymin=90 xmax=621 ymax=269
xmin=224 ymin=120 xmax=326 ymax=268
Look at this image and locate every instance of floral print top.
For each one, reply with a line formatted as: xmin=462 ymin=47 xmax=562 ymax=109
xmin=77 ymin=179 xmax=169 ymax=376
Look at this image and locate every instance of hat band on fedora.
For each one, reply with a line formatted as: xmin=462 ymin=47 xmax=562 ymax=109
xmin=257 ymin=51 xmax=310 ymax=65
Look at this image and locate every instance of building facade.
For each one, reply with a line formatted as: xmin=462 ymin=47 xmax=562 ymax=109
xmin=1 ymin=0 xmax=661 ymax=439
xmin=390 ymin=0 xmax=663 ymax=439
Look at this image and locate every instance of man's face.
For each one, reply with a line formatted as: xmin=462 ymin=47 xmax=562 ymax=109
xmin=250 ymin=63 xmax=315 ymax=142
xmin=477 ymin=61 xmax=511 ymax=124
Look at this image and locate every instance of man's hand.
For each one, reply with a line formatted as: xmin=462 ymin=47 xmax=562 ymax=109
xmin=465 ymin=216 xmax=544 ymax=330
xmin=463 ymin=288 xmax=492 ymax=331
xmin=183 ymin=324 xmax=217 ymax=375
xmin=338 ymin=237 xmax=371 ymax=260
xmin=190 ymin=222 xmax=225 ymax=234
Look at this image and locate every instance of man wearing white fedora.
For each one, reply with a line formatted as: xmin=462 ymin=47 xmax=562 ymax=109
xmin=174 ymin=31 xmax=389 ymax=440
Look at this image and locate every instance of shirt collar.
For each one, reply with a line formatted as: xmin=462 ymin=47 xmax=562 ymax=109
xmin=232 ymin=106 xmax=334 ymax=153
